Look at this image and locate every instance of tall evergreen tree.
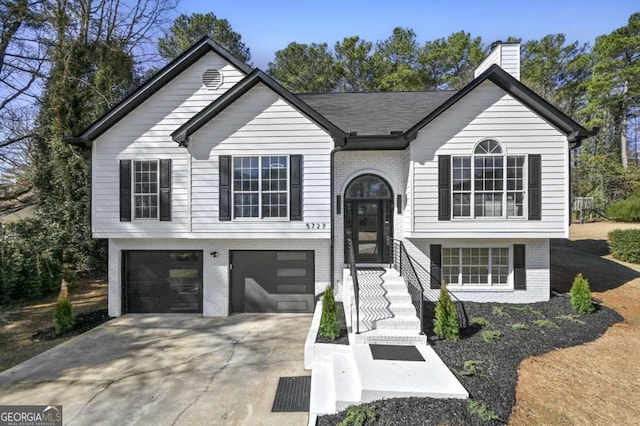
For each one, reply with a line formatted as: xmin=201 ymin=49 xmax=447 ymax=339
xmin=267 ymin=42 xmax=337 ymax=93
xmin=158 ymin=12 xmax=250 ymax=62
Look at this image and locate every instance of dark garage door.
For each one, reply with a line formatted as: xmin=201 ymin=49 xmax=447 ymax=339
xmin=230 ymin=250 xmax=315 ymax=313
xmin=123 ymin=250 xmax=203 ymax=313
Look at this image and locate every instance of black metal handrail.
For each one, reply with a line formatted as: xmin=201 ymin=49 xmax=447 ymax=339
xmin=388 ymin=238 xmax=424 ymax=335
xmin=345 ymin=238 xmax=360 ymax=334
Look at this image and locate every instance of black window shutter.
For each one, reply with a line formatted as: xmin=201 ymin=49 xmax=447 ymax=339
xmin=513 ymin=244 xmax=526 ymax=290
xmin=528 ymin=154 xmax=541 ymax=220
xmin=430 ymin=244 xmax=442 ymax=289
xmin=219 ymin=156 xmax=231 ymax=221
xmin=159 ymin=159 xmax=171 ymax=221
xmin=438 ymin=155 xmax=451 ymax=221
xmin=119 ymin=160 xmax=131 ymax=222
xmin=290 ymin=155 xmax=303 ymax=221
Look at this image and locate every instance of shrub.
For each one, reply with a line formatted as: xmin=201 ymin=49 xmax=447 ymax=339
xmin=491 ymin=306 xmax=509 ymax=317
xmin=470 ymin=317 xmax=490 ymax=327
xmin=569 ymin=273 xmax=595 ymax=314
xmin=510 ymin=323 xmax=528 ymax=330
xmin=607 ymin=194 xmax=640 ymax=222
xmin=53 ymin=295 xmax=74 ymax=335
xmin=338 ymin=404 xmax=377 ymax=426
xmin=467 ymin=400 xmax=500 ymax=422
xmin=319 ymin=287 xmax=339 ymax=340
xmin=533 ymin=319 xmax=558 ymax=328
xmin=459 ymin=360 xmax=484 ymax=377
xmin=609 ymin=229 xmax=640 ymax=264
xmin=481 ymin=330 xmax=501 ymax=342
xmin=433 ymin=281 xmax=459 ymax=341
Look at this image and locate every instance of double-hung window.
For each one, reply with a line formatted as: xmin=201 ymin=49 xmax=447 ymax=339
xmin=133 ymin=160 xmax=158 ymax=219
xmin=233 ymin=155 xmax=288 ymax=219
xmin=452 ymin=139 xmax=525 ymax=218
xmin=442 ymin=247 xmax=509 ymax=286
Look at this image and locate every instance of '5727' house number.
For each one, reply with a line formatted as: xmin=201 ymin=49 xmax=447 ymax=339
xmin=306 ymin=223 xmax=327 ymax=230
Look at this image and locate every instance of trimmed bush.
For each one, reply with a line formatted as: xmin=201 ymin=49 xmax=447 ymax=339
xmin=570 ymin=273 xmax=595 ymax=314
xmin=607 ymin=194 xmax=640 ymax=222
xmin=338 ymin=404 xmax=377 ymax=426
xmin=433 ymin=281 xmax=460 ymax=341
xmin=609 ymin=229 xmax=640 ymax=264
xmin=319 ymin=287 xmax=339 ymax=340
xmin=53 ymin=295 xmax=74 ymax=334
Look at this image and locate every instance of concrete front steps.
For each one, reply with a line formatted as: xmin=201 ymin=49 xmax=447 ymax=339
xmin=308 ymin=344 xmax=468 ymax=423
xmin=348 ymin=268 xmax=427 ymax=345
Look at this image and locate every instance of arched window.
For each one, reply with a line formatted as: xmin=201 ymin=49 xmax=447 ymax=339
xmin=345 ymin=175 xmax=392 ymax=199
xmin=452 ymin=139 xmax=525 ymax=218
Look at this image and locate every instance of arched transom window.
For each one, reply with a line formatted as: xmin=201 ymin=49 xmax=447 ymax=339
xmin=452 ymin=139 xmax=526 ymax=218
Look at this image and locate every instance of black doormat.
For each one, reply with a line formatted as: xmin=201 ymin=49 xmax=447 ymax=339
xmin=369 ymin=344 xmax=425 ymax=361
xmin=271 ymin=376 xmax=311 ymax=412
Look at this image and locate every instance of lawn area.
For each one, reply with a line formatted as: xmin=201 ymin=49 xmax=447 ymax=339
xmin=0 ymin=277 xmax=108 ymax=373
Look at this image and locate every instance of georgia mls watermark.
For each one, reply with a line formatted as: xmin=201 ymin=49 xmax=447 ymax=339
xmin=0 ymin=405 xmax=62 ymax=426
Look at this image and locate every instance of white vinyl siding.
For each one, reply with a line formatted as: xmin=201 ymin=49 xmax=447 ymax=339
xmin=189 ymin=83 xmax=332 ymax=238
xmin=410 ymin=80 xmax=569 ymax=239
xmin=92 ymin=51 xmax=245 ymax=237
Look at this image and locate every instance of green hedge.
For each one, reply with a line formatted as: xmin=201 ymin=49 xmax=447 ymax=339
xmin=608 ymin=229 xmax=640 ymax=264
xmin=607 ymin=194 xmax=640 ymax=222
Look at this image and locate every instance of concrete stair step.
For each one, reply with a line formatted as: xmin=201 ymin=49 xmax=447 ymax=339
xmin=353 ymin=329 xmax=428 ymax=345
xmin=374 ymin=316 xmax=421 ymax=331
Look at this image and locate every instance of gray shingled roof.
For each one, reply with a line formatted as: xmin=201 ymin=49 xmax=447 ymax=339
xmin=297 ymin=91 xmax=457 ymax=135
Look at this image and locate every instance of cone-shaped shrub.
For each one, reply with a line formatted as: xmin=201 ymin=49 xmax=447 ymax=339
xmin=433 ymin=281 xmax=460 ymax=340
xmin=53 ymin=295 xmax=74 ymax=334
xmin=319 ymin=287 xmax=339 ymax=340
xmin=570 ymin=273 xmax=595 ymax=314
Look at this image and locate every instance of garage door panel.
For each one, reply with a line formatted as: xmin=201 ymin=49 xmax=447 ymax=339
xmin=123 ymin=250 xmax=203 ymax=313
xmin=231 ymin=250 xmax=314 ymax=313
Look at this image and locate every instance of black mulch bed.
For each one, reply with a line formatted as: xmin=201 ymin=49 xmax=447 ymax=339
xmin=31 ymin=309 xmax=112 ymax=341
xmin=318 ymin=295 xmax=622 ymax=425
xmin=316 ymin=302 xmax=349 ymax=345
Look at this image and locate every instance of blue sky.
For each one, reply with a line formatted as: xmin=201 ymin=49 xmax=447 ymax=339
xmin=176 ymin=1 xmax=638 ymax=69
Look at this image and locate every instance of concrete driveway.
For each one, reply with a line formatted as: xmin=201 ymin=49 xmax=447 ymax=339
xmin=0 ymin=314 xmax=312 ymax=425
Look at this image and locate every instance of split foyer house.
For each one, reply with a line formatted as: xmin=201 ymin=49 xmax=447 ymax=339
xmin=68 ymin=38 xmax=596 ymax=318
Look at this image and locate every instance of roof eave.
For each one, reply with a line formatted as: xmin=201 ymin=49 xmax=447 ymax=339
xmin=71 ymin=37 xmax=253 ymax=145
xmin=172 ymin=69 xmax=346 ymax=146
xmin=404 ymin=64 xmax=594 ymax=141
xmin=341 ymin=134 xmax=415 ymax=151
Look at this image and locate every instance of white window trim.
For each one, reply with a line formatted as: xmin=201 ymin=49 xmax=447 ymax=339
xmin=451 ymin=140 xmax=528 ymax=220
xmin=231 ymin=155 xmax=290 ymax=221
xmin=132 ymin=159 xmax=159 ymax=221
xmin=442 ymin=245 xmax=514 ymax=289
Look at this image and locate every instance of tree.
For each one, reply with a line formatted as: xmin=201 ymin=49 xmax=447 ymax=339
xmin=0 ymin=0 xmax=48 ymax=181
xmin=520 ymin=34 xmax=591 ymax=117
xmin=31 ymin=0 xmax=175 ymax=272
xmin=369 ymin=27 xmax=422 ymax=91
xmin=268 ymin=42 xmax=337 ymax=93
xmin=587 ymin=13 xmax=640 ymax=169
xmin=334 ymin=36 xmax=373 ymax=92
xmin=158 ymin=12 xmax=250 ymax=62
xmin=420 ymin=31 xmax=485 ymax=90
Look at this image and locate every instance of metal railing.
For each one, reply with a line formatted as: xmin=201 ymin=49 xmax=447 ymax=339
xmin=345 ymin=238 xmax=360 ymax=334
xmin=388 ymin=238 xmax=424 ymax=335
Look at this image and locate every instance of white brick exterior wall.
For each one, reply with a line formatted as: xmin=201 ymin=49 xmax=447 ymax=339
xmin=403 ymin=238 xmax=550 ymax=303
xmin=333 ymin=149 xmax=410 ymax=291
xmin=108 ymin=238 xmax=330 ymax=317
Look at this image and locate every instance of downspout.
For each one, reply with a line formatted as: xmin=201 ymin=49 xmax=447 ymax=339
xmin=329 ymin=141 xmax=346 ymax=289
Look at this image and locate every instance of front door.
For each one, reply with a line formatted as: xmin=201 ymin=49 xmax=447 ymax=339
xmin=345 ymin=199 xmax=393 ymax=263
xmin=344 ymin=174 xmax=394 ymax=264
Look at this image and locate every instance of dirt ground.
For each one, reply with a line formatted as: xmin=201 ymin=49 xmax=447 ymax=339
xmin=0 ymin=278 xmax=107 ymax=373
xmin=510 ymin=222 xmax=640 ymax=426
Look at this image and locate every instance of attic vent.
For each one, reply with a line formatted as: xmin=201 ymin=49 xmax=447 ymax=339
xmin=202 ymin=69 xmax=223 ymax=89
